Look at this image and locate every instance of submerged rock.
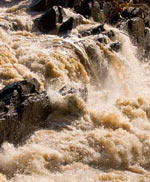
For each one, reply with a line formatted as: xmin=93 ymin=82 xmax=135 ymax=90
xmin=105 ymin=30 xmax=115 ymax=40
xmin=96 ymin=34 xmax=107 ymax=44
xmin=0 ymin=80 xmax=51 ymax=145
xmin=110 ymin=41 xmax=121 ymax=52
xmin=59 ymin=84 xmax=88 ymax=102
xmin=80 ymin=24 xmax=105 ymax=37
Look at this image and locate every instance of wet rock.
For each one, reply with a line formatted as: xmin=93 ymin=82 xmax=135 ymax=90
xmin=35 ymin=6 xmax=63 ymax=33
xmin=128 ymin=17 xmax=145 ymax=46
xmin=144 ymin=27 xmax=150 ymax=57
xmin=72 ymin=14 xmax=84 ymax=28
xmin=105 ymin=30 xmax=115 ymax=40
xmin=91 ymin=1 xmax=101 ymax=22
xmin=59 ymin=84 xmax=88 ymax=102
xmin=0 ymin=80 xmax=51 ymax=145
xmin=0 ymin=78 xmax=40 ymax=105
xmin=121 ymin=7 xmax=145 ymax=19
xmin=96 ymin=34 xmax=107 ymax=44
xmin=74 ymin=0 xmax=94 ymax=17
xmin=80 ymin=24 xmax=105 ymax=37
xmin=145 ymin=14 xmax=150 ymax=28
xmin=28 ymin=0 xmax=50 ymax=11
xmin=110 ymin=41 xmax=121 ymax=52
xmin=59 ymin=17 xmax=74 ymax=33
xmin=103 ymin=1 xmax=121 ymax=23
xmin=85 ymin=43 xmax=108 ymax=85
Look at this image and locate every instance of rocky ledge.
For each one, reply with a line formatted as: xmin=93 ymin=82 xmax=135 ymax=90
xmin=0 ymin=79 xmax=88 ymax=145
xmin=0 ymin=79 xmax=51 ymax=145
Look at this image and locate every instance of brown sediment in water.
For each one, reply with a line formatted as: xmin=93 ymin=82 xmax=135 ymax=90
xmin=0 ymin=1 xmax=150 ymax=182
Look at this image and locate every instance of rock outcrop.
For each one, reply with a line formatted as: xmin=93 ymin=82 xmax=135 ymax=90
xmin=0 ymin=79 xmax=51 ymax=145
xmin=35 ymin=6 xmax=63 ymax=33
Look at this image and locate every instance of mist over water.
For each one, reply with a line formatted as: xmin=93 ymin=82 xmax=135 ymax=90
xmin=0 ymin=1 xmax=150 ymax=182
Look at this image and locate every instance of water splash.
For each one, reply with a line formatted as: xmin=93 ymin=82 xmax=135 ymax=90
xmin=0 ymin=1 xmax=150 ymax=182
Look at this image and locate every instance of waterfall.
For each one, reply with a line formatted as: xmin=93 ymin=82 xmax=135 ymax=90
xmin=0 ymin=1 xmax=150 ymax=182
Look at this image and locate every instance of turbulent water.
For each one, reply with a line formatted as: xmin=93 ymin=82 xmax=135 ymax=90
xmin=1 ymin=1 xmax=150 ymax=182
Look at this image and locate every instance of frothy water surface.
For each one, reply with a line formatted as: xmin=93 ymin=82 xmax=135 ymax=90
xmin=0 ymin=1 xmax=150 ymax=181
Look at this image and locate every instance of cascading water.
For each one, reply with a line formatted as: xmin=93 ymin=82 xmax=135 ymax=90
xmin=0 ymin=1 xmax=150 ymax=182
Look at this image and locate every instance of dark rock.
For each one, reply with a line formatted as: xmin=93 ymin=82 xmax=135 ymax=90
xmin=0 ymin=81 xmax=51 ymax=145
xmin=91 ymin=24 xmax=105 ymax=34
xmin=144 ymin=27 xmax=150 ymax=58
xmin=59 ymin=84 xmax=88 ymax=102
xmin=103 ymin=1 xmax=121 ymax=23
xmin=121 ymin=7 xmax=144 ymax=19
xmin=105 ymin=30 xmax=115 ymax=40
xmin=59 ymin=17 xmax=74 ymax=33
xmin=48 ymin=0 xmax=66 ymax=7
xmin=28 ymin=0 xmax=50 ymax=11
xmin=36 ymin=6 xmax=63 ymax=33
xmin=80 ymin=24 xmax=105 ymax=37
xmin=91 ymin=1 xmax=101 ymax=22
xmin=110 ymin=41 xmax=121 ymax=52
xmin=96 ymin=34 xmax=107 ymax=44
xmin=0 ymin=78 xmax=40 ymax=105
xmin=74 ymin=0 xmax=94 ymax=17
xmin=128 ymin=17 xmax=145 ymax=46
xmin=57 ymin=6 xmax=64 ymax=24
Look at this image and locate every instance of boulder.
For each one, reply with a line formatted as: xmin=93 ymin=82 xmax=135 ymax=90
xmin=0 ymin=80 xmax=51 ymax=145
xmin=35 ymin=6 xmax=63 ymax=33
xmin=103 ymin=1 xmax=121 ymax=23
xmin=110 ymin=41 xmax=121 ymax=52
xmin=105 ymin=30 xmax=115 ymax=40
xmin=96 ymin=34 xmax=107 ymax=44
xmin=121 ymin=7 xmax=145 ymax=19
xmin=59 ymin=17 xmax=74 ymax=33
xmin=128 ymin=17 xmax=145 ymax=46
xmin=80 ymin=24 xmax=105 ymax=37
xmin=74 ymin=0 xmax=94 ymax=17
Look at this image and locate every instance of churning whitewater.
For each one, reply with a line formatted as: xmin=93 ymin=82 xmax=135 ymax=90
xmin=0 ymin=0 xmax=150 ymax=181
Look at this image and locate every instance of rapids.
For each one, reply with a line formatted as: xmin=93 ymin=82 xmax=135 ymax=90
xmin=0 ymin=1 xmax=150 ymax=181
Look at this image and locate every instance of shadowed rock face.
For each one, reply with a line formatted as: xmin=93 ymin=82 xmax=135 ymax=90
xmin=36 ymin=7 xmax=57 ymax=33
xmin=28 ymin=0 xmax=49 ymax=11
xmin=0 ymin=80 xmax=51 ymax=145
xmin=59 ymin=17 xmax=74 ymax=33
xmin=35 ymin=6 xmax=63 ymax=33
xmin=79 ymin=24 xmax=105 ymax=37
